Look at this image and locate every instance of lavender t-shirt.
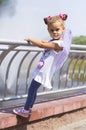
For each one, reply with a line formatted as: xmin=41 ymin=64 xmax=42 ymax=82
xmin=33 ymin=29 xmax=72 ymax=89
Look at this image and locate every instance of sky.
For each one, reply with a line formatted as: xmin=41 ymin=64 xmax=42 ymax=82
xmin=0 ymin=0 xmax=86 ymax=41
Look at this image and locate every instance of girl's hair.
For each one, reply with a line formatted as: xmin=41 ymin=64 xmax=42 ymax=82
xmin=44 ymin=13 xmax=67 ymax=29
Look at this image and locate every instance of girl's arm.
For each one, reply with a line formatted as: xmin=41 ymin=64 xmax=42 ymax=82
xmin=25 ymin=38 xmax=63 ymax=51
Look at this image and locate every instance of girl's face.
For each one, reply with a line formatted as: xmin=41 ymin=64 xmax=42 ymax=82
xmin=48 ymin=22 xmax=64 ymax=40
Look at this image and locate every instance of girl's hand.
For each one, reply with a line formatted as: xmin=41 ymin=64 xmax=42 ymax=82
xmin=24 ymin=39 xmax=31 ymax=44
xmin=24 ymin=38 xmax=29 ymax=42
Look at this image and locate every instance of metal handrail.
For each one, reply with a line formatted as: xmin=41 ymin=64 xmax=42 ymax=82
xmin=0 ymin=41 xmax=86 ymax=107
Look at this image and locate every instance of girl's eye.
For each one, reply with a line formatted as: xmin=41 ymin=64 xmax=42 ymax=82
xmin=50 ymin=29 xmax=54 ymax=32
xmin=50 ymin=28 xmax=60 ymax=32
xmin=56 ymin=28 xmax=59 ymax=31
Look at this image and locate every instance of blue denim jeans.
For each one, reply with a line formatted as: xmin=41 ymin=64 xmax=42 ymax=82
xmin=24 ymin=79 xmax=41 ymax=110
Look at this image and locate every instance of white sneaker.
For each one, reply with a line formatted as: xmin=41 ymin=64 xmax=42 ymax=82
xmin=13 ymin=107 xmax=32 ymax=118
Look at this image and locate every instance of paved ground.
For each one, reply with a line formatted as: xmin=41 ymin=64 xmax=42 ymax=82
xmin=58 ymin=119 xmax=86 ymax=130
xmin=28 ymin=108 xmax=86 ymax=130
xmin=27 ymin=117 xmax=86 ymax=130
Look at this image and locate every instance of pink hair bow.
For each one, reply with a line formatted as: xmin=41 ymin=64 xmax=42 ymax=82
xmin=59 ymin=13 xmax=67 ymax=20
xmin=44 ymin=16 xmax=51 ymax=20
xmin=44 ymin=16 xmax=51 ymax=24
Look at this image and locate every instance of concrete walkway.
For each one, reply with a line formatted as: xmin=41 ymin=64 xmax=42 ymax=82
xmin=58 ymin=119 xmax=86 ymax=130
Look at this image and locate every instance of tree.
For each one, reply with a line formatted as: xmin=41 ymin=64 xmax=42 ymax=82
xmin=72 ymin=36 xmax=86 ymax=45
xmin=0 ymin=0 xmax=16 ymax=17
xmin=0 ymin=0 xmax=4 ymax=4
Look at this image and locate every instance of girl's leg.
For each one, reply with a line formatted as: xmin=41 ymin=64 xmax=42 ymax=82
xmin=13 ymin=79 xmax=41 ymax=118
xmin=24 ymin=79 xmax=41 ymax=110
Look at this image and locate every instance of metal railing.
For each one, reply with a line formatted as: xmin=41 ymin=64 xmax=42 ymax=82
xmin=0 ymin=41 xmax=86 ymax=107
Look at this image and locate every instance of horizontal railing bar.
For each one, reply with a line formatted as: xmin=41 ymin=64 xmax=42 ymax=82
xmin=0 ymin=47 xmax=86 ymax=54
xmin=0 ymin=48 xmax=43 ymax=52
xmin=70 ymin=50 xmax=86 ymax=53
xmin=37 ymin=86 xmax=86 ymax=96
xmin=0 ymin=40 xmax=30 ymax=45
xmin=71 ymin=44 xmax=86 ymax=50
xmin=0 ymin=86 xmax=86 ymax=102
xmin=0 ymin=40 xmax=86 ymax=50
xmin=0 ymin=47 xmax=86 ymax=53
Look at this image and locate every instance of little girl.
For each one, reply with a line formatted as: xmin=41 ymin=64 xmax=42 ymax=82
xmin=13 ymin=13 xmax=72 ymax=117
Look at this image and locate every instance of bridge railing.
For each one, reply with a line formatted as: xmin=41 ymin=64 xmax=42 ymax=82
xmin=0 ymin=41 xmax=86 ymax=107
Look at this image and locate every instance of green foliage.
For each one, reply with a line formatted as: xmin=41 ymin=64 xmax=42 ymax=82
xmin=0 ymin=0 xmax=4 ymax=4
xmin=72 ymin=36 xmax=86 ymax=45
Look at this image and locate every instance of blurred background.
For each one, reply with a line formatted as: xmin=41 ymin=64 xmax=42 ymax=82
xmin=0 ymin=0 xmax=86 ymax=43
